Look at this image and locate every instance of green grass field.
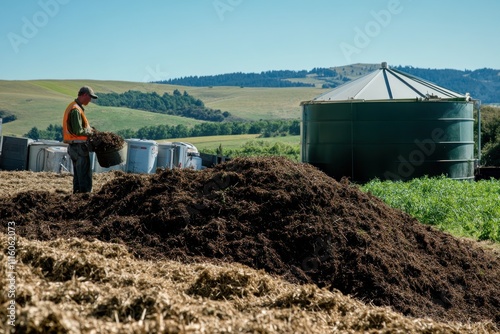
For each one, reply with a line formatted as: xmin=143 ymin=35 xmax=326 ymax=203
xmin=0 ymin=79 xmax=324 ymax=137
xmin=158 ymin=134 xmax=260 ymax=150
xmin=158 ymin=134 xmax=300 ymax=151
xmin=194 ymin=86 xmax=320 ymax=120
xmin=361 ymin=176 xmax=500 ymax=243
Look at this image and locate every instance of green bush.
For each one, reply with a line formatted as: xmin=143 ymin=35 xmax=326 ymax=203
xmin=481 ymin=141 xmax=500 ymax=166
xmin=479 ymin=106 xmax=500 ymax=166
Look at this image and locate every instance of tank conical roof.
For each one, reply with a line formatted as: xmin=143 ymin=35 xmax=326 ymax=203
xmin=311 ymin=63 xmax=468 ymax=102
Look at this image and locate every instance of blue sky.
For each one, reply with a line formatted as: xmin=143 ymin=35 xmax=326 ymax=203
xmin=1 ymin=0 xmax=499 ymax=82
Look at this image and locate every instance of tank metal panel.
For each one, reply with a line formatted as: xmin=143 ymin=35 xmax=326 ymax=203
xmin=301 ymin=101 xmax=474 ymax=181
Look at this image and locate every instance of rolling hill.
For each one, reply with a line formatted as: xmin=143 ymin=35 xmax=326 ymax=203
xmin=0 ymin=80 xmax=324 ymax=137
xmin=1 ymin=63 xmax=499 ymax=139
xmin=157 ymin=63 xmax=500 ymax=104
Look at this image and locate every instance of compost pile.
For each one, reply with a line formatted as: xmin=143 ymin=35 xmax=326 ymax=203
xmin=1 ymin=157 xmax=499 ymax=326
xmin=87 ymin=131 xmax=125 ymax=152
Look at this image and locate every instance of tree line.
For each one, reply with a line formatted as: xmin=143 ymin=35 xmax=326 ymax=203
xmin=478 ymin=106 xmax=500 ymax=166
xmin=94 ymin=90 xmax=230 ymax=122
xmin=158 ymin=70 xmax=314 ymax=87
xmin=24 ymin=120 xmax=300 ymax=142
xmin=25 ymin=124 xmax=63 ymax=142
xmin=156 ymin=66 xmax=500 ymax=103
xmin=395 ymin=66 xmax=500 ymax=104
xmin=115 ymin=119 xmax=300 ymax=140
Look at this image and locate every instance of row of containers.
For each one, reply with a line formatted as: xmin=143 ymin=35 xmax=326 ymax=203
xmin=123 ymin=139 xmax=202 ymax=173
xmin=0 ymin=135 xmax=203 ymax=174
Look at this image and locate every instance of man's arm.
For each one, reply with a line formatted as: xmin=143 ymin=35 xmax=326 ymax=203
xmin=68 ymin=109 xmax=91 ymax=136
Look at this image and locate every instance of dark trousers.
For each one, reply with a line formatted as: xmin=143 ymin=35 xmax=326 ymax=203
xmin=68 ymin=143 xmax=92 ymax=193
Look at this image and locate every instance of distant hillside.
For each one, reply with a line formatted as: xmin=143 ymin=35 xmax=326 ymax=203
xmin=158 ymin=64 xmax=500 ymax=104
xmin=0 ymin=80 xmax=322 ymax=137
xmin=394 ymin=66 xmax=500 ymax=104
xmin=158 ymin=70 xmax=315 ymax=88
xmin=94 ymin=89 xmax=230 ymax=122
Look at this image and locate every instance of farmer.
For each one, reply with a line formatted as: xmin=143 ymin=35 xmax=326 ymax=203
xmin=62 ymin=86 xmax=97 ymax=194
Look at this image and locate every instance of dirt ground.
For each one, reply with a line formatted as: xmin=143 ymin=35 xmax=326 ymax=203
xmin=1 ymin=157 xmax=499 ymax=327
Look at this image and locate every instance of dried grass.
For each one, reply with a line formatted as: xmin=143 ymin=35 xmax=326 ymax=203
xmin=0 ymin=233 xmax=496 ymax=334
xmin=0 ymin=171 xmax=116 ymax=197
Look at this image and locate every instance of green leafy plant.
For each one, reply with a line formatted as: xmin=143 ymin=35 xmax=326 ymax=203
xmin=361 ymin=176 xmax=500 ymax=243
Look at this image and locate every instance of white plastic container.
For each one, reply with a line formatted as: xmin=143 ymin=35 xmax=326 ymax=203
xmin=28 ymin=140 xmax=64 ymax=172
xmin=185 ymin=155 xmax=203 ymax=170
xmin=174 ymin=143 xmax=188 ymax=168
xmin=157 ymin=142 xmax=189 ymax=169
xmin=43 ymin=146 xmax=73 ymax=173
xmin=157 ymin=142 xmax=176 ymax=169
xmin=172 ymin=142 xmax=197 ymax=168
xmin=126 ymin=139 xmax=158 ymax=173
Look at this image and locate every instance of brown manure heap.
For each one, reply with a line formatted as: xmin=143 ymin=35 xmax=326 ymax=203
xmin=87 ymin=131 xmax=125 ymax=152
xmin=1 ymin=157 xmax=499 ymax=327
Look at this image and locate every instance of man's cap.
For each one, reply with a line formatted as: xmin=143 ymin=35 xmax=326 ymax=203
xmin=78 ymin=86 xmax=98 ymax=99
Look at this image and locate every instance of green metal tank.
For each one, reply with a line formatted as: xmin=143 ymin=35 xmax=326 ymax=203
xmin=301 ymin=63 xmax=475 ymax=182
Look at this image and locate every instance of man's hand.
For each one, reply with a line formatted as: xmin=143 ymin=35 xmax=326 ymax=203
xmin=86 ymin=127 xmax=97 ymax=135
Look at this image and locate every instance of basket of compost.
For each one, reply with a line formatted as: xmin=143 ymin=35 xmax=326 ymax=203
xmin=87 ymin=131 xmax=127 ymax=168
